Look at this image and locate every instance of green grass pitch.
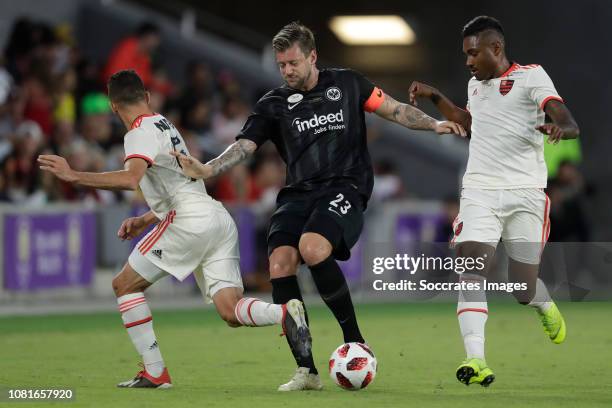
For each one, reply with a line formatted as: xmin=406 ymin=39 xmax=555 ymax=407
xmin=1 ymin=302 xmax=611 ymax=408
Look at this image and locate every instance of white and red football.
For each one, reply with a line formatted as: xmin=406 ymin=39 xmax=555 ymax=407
xmin=329 ymin=342 xmax=377 ymax=390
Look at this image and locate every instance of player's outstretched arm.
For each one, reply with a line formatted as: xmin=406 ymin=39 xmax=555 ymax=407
xmin=170 ymin=138 xmax=257 ymax=180
xmin=38 ymin=155 xmax=148 ymax=191
xmin=537 ymin=100 xmax=580 ymax=144
xmin=374 ymin=93 xmax=467 ymax=137
xmin=409 ymin=81 xmax=472 ymax=132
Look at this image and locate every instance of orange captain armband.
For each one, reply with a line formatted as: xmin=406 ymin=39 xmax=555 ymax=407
xmin=363 ymin=87 xmax=385 ymax=112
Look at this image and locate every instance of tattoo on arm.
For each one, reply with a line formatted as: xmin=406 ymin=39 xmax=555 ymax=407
xmin=390 ymin=101 xmax=438 ymax=130
xmin=206 ymin=139 xmax=257 ymax=177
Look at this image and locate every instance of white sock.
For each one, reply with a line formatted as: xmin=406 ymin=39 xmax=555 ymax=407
xmin=117 ymin=292 xmax=164 ymax=377
xmin=234 ymin=297 xmax=283 ymax=326
xmin=457 ymin=273 xmax=488 ymax=360
xmin=527 ymin=278 xmax=553 ymax=312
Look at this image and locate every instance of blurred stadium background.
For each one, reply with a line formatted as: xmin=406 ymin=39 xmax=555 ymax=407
xmin=0 ymin=0 xmax=609 ymax=315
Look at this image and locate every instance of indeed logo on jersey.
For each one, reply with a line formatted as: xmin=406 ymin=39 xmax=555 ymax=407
xmin=292 ymin=109 xmax=345 ymax=134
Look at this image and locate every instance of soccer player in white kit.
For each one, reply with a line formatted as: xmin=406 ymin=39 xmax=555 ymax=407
xmin=38 ymin=70 xmax=312 ymax=389
xmin=409 ymin=16 xmax=579 ymax=387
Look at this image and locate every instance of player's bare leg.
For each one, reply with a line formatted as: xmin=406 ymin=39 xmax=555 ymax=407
xmin=508 ymin=259 xmax=566 ymax=343
xmin=113 ymin=263 xmax=172 ymax=389
xmin=455 ymin=241 xmax=496 ymax=387
xmin=212 ymin=286 xmax=312 ymax=364
xmin=269 ymin=246 xmax=322 ymax=391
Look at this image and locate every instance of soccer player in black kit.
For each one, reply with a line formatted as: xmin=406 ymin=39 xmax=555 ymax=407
xmin=172 ymin=22 xmax=466 ymax=391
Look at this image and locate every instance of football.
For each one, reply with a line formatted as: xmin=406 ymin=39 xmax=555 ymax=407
xmin=329 ymin=342 xmax=377 ymax=390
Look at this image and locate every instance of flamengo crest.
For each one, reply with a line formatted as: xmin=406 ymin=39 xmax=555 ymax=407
xmin=499 ymin=80 xmax=514 ymax=95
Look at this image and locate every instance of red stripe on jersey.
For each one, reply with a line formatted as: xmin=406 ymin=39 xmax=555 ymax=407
xmin=137 ymin=211 xmax=174 ymax=252
xmin=140 ymin=221 xmax=168 ymax=255
xmin=137 ymin=221 xmax=167 ymax=253
xmin=500 ymin=62 xmax=519 ymax=77
xmin=540 ymin=96 xmax=564 ymax=111
xmin=140 ymin=210 xmax=175 ymax=254
xmin=130 ymin=113 xmax=159 ymax=129
xmin=540 ymin=194 xmax=551 ymax=256
xmin=125 ymin=154 xmax=153 ymax=166
xmin=138 ymin=218 xmax=166 ymax=252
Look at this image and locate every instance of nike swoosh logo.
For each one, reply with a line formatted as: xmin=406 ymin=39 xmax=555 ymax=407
xmin=288 ymin=101 xmax=302 ymax=110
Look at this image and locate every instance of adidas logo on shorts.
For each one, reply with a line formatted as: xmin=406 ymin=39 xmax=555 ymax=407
xmin=151 ymin=249 xmax=163 ymax=259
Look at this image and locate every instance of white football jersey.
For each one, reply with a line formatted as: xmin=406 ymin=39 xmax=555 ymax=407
xmin=124 ymin=113 xmax=213 ymax=218
xmin=463 ymin=63 xmax=563 ymax=189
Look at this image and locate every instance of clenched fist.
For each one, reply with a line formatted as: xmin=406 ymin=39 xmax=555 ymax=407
xmin=117 ymin=216 xmax=148 ymax=241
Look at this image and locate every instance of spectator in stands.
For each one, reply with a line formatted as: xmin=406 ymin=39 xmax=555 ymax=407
xmin=177 ymin=60 xmax=215 ymax=150
xmin=51 ymin=119 xmax=76 ymax=156
xmin=75 ymin=57 xmax=103 ymax=107
xmin=2 ymin=120 xmax=44 ymax=203
xmin=547 ymin=161 xmax=590 ymax=242
xmin=0 ymin=62 xmax=15 ymax=162
xmin=178 ymin=60 xmax=215 ymax=108
xmin=181 ymin=98 xmax=213 ymax=136
xmin=53 ymin=68 xmax=77 ymax=126
xmin=211 ymin=95 xmax=249 ymax=146
xmin=4 ymin=19 xmax=57 ymax=83
xmin=213 ymin=164 xmax=258 ymax=204
xmin=78 ymin=93 xmax=111 ymax=172
xmin=217 ymin=69 xmax=242 ymax=98
xmin=15 ymin=56 xmax=55 ymax=138
xmin=58 ymin=139 xmax=110 ymax=205
xmin=148 ymin=64 xmax=174 ymax=114
xmin=102 ymin=22 xmax=161 ymax=87
xmin=0 ymin=171 xmax=10 ymax=202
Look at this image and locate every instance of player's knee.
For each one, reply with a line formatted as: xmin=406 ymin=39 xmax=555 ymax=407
xmin=112 ymin=272 xmax=148 ymax=297
xmin=269 ymin=247 xmax=298 ymax=278
xmin=112 ymin=275 xmax=126 ymax=297
xmin=298 ymin=236 xmax=331 ymax=266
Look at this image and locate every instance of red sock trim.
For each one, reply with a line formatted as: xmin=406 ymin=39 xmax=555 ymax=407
xmin=457 ymin=308 xmax=488 ymax=316
xmin=246 ymin=299 xmax=259 ymax=326
xmin=118 ymin=297 xmax=146 ymax=312
xmin=234 ymin=298 xmax=246 ymax=325
xmin=124 ymin=316 xmax=153 ymax=328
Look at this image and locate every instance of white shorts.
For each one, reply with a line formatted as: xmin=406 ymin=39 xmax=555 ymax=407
xmin=128 ymin=202 xmax=244 ymax=302
xmin=451 ymin=188 xmax=551 ymax=264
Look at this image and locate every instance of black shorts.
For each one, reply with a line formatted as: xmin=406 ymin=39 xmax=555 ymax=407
xmin=267 ymin=188 xmax=364 ymax=261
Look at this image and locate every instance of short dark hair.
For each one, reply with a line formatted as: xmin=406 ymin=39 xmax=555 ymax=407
xmin=107 ymin=70 xmax=146 ymax=105
xmin=462 ymin=16 xmax=504 ymax=38
xmin=272 ymin=21 xmax=316 ymax=55
xmin=136 ymin=22 xmax=160 ymax=37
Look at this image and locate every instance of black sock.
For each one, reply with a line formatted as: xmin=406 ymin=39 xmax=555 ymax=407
xmin=270 ymin=275 xmax=318 ymax=375
xmin=271 ymin=275 xmax=309 ymax=324
xmin=309 ymin=256 xmax=365 ymax=343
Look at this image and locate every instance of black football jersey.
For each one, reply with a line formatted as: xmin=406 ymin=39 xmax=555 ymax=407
xmin=237 ymin=68 xmax=382 ymax=205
